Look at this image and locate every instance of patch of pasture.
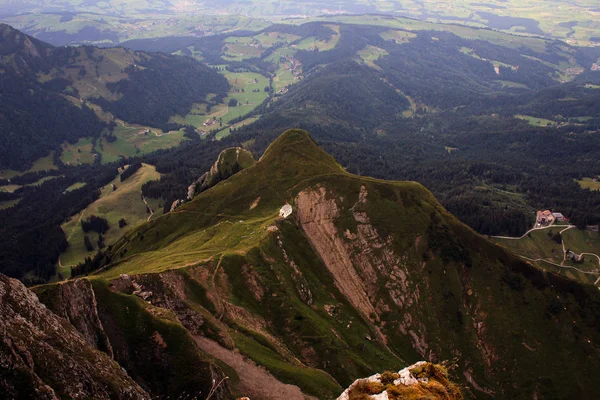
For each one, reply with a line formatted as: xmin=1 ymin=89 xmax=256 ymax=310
xmin=64 ymin=182 xmax=87 ymax=193
xmin=379 ymin=30 xmax=417 ymax=44
xmin=61 ymin=138 xmax=96 ymax=165
xmin=58 ymin=163 xmax=161 ymax=271
xmin=357 ymin=45 xmax=389 ymax=69
xmin=577 ymin=178 xmax=600 ymax=191
xmin=514 ymin=114 xmax=556 ymax=127
xmin=0 ymin=199 xmax=21 ymax=210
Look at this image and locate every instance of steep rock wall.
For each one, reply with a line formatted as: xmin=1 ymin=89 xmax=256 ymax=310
xmin=0 ymin=274 xmax=149 ymax=400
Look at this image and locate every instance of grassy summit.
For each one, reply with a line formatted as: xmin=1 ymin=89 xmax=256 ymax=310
xmin=101 ymin=129 xmax=347 ymax=277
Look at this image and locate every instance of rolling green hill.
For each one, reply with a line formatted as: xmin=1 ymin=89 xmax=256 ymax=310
xmin=49 ymin=129 xmax=600 ymax=399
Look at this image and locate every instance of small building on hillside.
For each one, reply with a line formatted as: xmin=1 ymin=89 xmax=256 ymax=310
xmin=552 ymin=212 xmax=566 ymax=222
xmin=280 ymin=203 xmax=292 ymax=218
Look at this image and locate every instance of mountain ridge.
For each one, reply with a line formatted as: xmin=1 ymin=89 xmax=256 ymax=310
xmin=58 ymin=129 xmax=600 ymax=399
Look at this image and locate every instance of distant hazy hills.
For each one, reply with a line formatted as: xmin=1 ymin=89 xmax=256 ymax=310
xmin=2 ymin=0 xmax=600 ymax=45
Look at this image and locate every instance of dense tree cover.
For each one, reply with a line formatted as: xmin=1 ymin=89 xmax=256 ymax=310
xmin=70 ymin=249 xmax=111 ymax=278
xmin=0 ymin=164 xmax=117 ymax=283
xmin=93 ymin=55 xmax=229 ymax=131
xmin=183 ymin=125 xmax=200 ymax=140
xmin=84 ymin=235 xmax=94 ymax=251
xmin=81 ymin=215 xmax=109 ymax=234
xmin=238 ymin=84 xmax=600 ymax=235
xmin=0 ymin=24 xmax=107 ymax=170
xmin=275 ymin=60 xmax=409 ymax=127
xmin=0 ymin=24 xmax=228 ymax=170
xmin=4 ymin=21 xmax=600 ymax=284
xmin=0 ymin=72 xmax=106 ymax=170
xmin=120 ymin=162 xmax=142 ymax=182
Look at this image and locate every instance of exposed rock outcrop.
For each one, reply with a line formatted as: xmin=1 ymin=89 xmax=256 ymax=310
xmin=35 ymin=279 xmax=113 ymax=357
xmin=187 ymin=147 xmax=255 ymax=200
xmin=296 ymin=186 xmax=378 ymax=322
xmin=337 ymin=362 xmax=462 ymax=400
xmin=0 ymin=274 xmax=149 ymax=400
xmin=36 ymin=277 xmax=230 ymax=400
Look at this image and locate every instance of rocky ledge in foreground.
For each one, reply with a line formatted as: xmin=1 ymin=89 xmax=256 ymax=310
xmin=337 ymin=362 xmax=462 ymax=400
xmin=0 ymin=274 xmax=149 ymax=399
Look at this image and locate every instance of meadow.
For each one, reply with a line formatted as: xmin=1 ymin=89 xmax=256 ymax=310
xmin=57 ymin=163 xmax=161 ymax=275
xmin=577 ymin=177 xmax=600 ymax=191
xmin=493 ymin=227 xmax=600 ymax=286
xmin=514 ymin=114 xmax=557 ymax=127
xmin=295 ymin=25 xmax=340 ymax=51
xmin=170 ymin=70 xmax=269 ymax=137
xmin=0 ymin=151 xmax=57 ymax=179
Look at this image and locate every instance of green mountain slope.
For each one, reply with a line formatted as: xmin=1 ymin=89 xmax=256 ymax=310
xmin=186 ymin=147 xmax=256 ymax=201
xmin=0 ymin=23 xmax=229 ymax=170
xmin=58 ymin=129 xmax=600 ymax=399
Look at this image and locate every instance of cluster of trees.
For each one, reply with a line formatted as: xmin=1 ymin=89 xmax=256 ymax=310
xmin=0 ymin=25 xmax=107 ymax=170
xmin=70 ymin=249 xmax=111 ymax=277
xmin=0 ymin=72 xmax=105 ymax=170
xmin=183 ymin=125 xmax=201 ymax=140
xmin=120 ymin=162 xmax=142 ymax=182
xmin=81 ymin=215 xmax=109 ymax=234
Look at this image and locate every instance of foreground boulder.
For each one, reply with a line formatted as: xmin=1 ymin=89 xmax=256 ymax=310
xmin=337 ymin=362 xmax=462 ymax=400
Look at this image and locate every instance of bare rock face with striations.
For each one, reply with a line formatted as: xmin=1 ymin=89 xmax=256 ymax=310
xmin=34 ymin=277 xmax=231 ymax=400
xmin=35 ymin=278 xmax=114 ymax=357
xmin=0 ymin=274 xmax=149 ymax=400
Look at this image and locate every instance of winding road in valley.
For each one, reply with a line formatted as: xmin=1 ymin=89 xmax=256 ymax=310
xmin=491 ymin=223 xmax=575 ymax=240
xmin=492 ymin=223 xmax=600 ymax=285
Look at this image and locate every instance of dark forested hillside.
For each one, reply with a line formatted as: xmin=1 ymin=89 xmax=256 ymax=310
xmin=0 ymin=23 xmax=229 ymax=170
xmin=233 ymin=74 xmax=600 ymax=235
xmin=271 ymin=60 xmax=409 ymax=134
xmin=3 ymin=19 xmax=600 ymax=286
xmin=0 ymin=24 xmax=106 ymax=169
xmin=0 ymin=72 xmax=106 ymax=170
xmin=92 ymin=55 xmax=229 ymax=131
xmin=0 ymin=164 xmax=118 ymax=283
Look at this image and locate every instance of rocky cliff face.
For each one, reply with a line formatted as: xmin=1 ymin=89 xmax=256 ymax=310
xmin=187 ymin=147 xmax=255 ymax=200
xmin=34 ymin=278 xmax=230 ymax=400
xmin=0 ymin=274 xmax=149 ymax=399
xmin=35 ymin=279 xmax=113 ymax=357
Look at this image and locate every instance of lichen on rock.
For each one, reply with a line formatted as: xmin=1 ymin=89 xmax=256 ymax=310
xmin=337 ymin=362 xmax=462 ymax=400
